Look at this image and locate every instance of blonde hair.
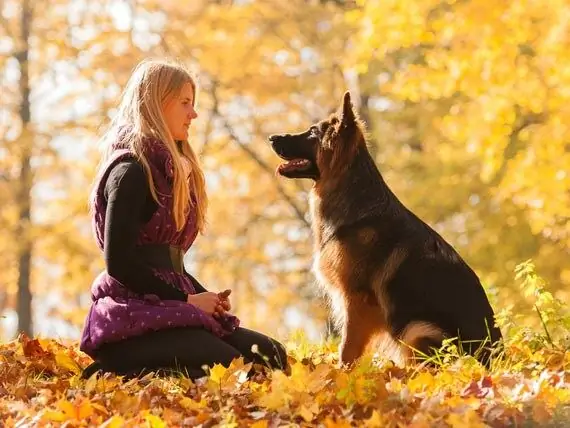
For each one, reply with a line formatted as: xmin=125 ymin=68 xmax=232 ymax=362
xmin=93 ymin=58 xmax=207 ymax=233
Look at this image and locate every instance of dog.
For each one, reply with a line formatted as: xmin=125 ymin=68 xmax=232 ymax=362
xmin=268 ymin=91 xmax=503 ymax=368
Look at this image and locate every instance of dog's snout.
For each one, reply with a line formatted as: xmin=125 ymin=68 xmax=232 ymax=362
xmin=268 ymin=134 xmax=287 ymax=144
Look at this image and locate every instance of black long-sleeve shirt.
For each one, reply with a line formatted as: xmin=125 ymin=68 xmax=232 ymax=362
xmin=103 ymin=160 xmax=206 ymax=301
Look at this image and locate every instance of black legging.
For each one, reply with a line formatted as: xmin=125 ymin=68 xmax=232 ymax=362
xmin=81 ymin=326 xmax=289 ymax=380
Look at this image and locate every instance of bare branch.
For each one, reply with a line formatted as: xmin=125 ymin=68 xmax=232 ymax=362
xmin=490 ymin=107 xmax=546 ymax=187
xmin=209 ymin=80 xmax=310 ymax=228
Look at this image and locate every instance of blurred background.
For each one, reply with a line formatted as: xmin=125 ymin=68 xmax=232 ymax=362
xmin=1 ymin=0 xmax=569 ymax=345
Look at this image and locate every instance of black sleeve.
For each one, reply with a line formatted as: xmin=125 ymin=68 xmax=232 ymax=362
xmin=103 ymin=161 xmax=187 ymax=301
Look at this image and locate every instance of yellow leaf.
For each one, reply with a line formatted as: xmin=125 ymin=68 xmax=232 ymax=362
xmin=144 ymin=412 xmax=167 ymax=428
xmin=323 ymin=416 xmax=353 ymax=428
xmin=179 ymin=396 xmax=207 ymax=411
xmin=364 ymin=410 xmax=383 ymax=427
xmin=77 ymin=400 xmax=95 ymax=419
xmin=111 ymin=390 xmax=139 ymax=414
xmin=40 ymin=410 xmax=67 ymax=422
xmin=407 ymin=371 xmax=435 ymax=393
xmin=96 ymin=377 xmax=122 ymax=394
xmin=257 ymin=381 xmax=293 ymax=411
xmin=53 ymin=398 xmax=94 ymax=421
xmin=100 ymin=415 xmax=126 ymax=428
xmin=438 ymin=371 xmax=455 ymax=386
xmin=446 ymin=413 xmax=467 ymax=428
xmin=55 ymin=350 xmax=81 ymax=374
xmin=90 ymin=402 xmax=109 ymax=415
xmin=57 ymin=399 xmax=77 ymax=419
xmin=224 ymin=356 xmax=253 ymax=386
xmin=297 ymin=405 xmax=314 ymax=422
xmin=161 ymin=408 xmax=183 ymax=424
xmin=306 ymin=363 xmax=332 ymax=393
xmin=209 ymin=363 xmax=227 ymax=384
xmin=38 ymin=338 xmax=53 ymax=350
xmin=250 ymin=421 xmax=268 ymax=428
xmin=84 ymin=372 xmax=98 ymax=394
xmin=446 ymin=410 xmax=486 ymax=428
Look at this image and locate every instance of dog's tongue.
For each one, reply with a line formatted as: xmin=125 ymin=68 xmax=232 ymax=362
xmin=278 ymin=159 xmax=310 ymax=173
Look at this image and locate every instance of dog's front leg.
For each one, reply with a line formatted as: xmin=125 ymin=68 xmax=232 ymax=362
xmin=339 ymin=295 xmax=380 ymax=367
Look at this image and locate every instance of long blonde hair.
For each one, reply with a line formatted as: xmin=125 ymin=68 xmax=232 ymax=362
xmin=93 ymin=58 xmax=207 ymax=233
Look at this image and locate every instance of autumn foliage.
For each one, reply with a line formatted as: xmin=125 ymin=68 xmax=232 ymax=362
xmin=0 ymin=263 xmax=569 ymax=427
xmin=1 ymin=0 xmax=570 ymax=425
xmin=1 ymin=324 xmax=569 ymax=426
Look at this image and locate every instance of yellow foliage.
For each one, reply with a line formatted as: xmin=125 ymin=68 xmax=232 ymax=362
xmin=0 ymin=0 xmax=568 ymax=375
xmin=346 ymin=0 xmax=570 ymax=320
xmin=1 ymin=332 xmax=569 ymax=426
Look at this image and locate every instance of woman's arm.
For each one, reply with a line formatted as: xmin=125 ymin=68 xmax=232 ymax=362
xmin=184 ymin=272 xmax=209 ymax=293
xmin=103 ymin=160 xmax=187 ymax=301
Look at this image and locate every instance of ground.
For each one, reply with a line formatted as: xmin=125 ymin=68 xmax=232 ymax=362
xmin=0 ymin=328 xmax=569 ymax=428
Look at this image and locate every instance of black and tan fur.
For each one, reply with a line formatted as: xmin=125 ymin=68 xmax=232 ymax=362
xmin=268 ymin=91 xmax=503 ymax=368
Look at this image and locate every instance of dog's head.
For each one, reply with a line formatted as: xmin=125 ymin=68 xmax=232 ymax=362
xmin=268 ymin=91 xmax=365 ymax=181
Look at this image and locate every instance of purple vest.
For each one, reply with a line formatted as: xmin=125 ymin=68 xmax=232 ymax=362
xmin=79 ymin=136 xmax=239 ymax=357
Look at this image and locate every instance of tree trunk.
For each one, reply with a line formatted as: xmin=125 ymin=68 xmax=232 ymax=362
xmin=15 ymin=0 xmax=33 ymax=337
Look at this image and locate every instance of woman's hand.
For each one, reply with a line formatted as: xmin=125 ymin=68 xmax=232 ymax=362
xmin=187 ymin=289 xmax=232 ymax=318
xmin=217 ymin=289 xmax=232 ymax=313
xmin=187 ymin=292 xmax=221 ymax=316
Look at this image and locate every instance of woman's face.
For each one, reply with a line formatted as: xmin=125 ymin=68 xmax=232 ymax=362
xmin=163 ymin=82 xmax=198 ymax=141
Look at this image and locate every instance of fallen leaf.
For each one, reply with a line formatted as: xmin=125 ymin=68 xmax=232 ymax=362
xmin=532 ymin=401 xmax=551 ymax=425
xmin=209 ymin=363 xmax=227 ymax=385
xmin=297 ymin=402 xmax=319 ymax=422
xmin=100 ymin=415 xmax=126 ymax=428
xmin=250 ymin=420 xmax=269 ymax=428
xmin=407 ymin=371 xmax=435 ymax=393
xmin=179 ymin=396 xmax=207 ymax=411
xmin=55 ymin=350 xmax=81 ymax=375
xmin=363 ymin=410 xmax=383 ymax=427
xmin=144 ymin=411 xmax=167 ymax=428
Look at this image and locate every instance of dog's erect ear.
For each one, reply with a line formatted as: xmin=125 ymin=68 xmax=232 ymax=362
xmin=339 ymin=91 xmax=356 ymax=127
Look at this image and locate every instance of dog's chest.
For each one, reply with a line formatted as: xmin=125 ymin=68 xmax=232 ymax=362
xmin=309 ymin=192 xmax=349 ymax=291
xmin=309 ymin=191 xmax=335 ymax=247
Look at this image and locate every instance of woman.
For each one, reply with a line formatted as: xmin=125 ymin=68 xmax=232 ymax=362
xmin=80 ymin=58 xmax=289 ymax=380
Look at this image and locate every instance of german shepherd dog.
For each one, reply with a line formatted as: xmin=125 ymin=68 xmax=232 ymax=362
xmin=268 ymin=92 xmax=502 ymax=368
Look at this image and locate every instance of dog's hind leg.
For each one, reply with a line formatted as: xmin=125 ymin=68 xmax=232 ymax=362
xmin=398 ymin=321 xmax=445 ymax=366
xmin=339 ymin=293 xmax=385 ymax=367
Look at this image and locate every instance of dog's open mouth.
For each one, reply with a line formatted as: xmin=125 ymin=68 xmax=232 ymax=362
xmin=277 ymin=158 xmax=312 ymax=175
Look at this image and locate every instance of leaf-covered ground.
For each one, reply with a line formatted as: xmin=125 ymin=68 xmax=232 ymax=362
xmin=1 ymin=331 xmax=569 ymax=428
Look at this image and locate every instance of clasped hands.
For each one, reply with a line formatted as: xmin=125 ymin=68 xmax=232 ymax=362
xmin=187 ymin=289 xmax=232 ymax=319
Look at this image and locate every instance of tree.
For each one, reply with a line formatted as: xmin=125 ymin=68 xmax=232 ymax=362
xmin=0 ymin=0 xmax=152 ymax=338
xmin=345 ymin=0 xmax=570 ymax=320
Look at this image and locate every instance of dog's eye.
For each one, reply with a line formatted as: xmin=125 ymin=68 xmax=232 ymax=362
xmin=309 ymin=127 xmax=321 ymax=139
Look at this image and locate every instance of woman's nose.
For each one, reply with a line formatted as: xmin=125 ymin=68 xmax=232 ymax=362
xmin=189 ymin=108 xmax=198 ymax=119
